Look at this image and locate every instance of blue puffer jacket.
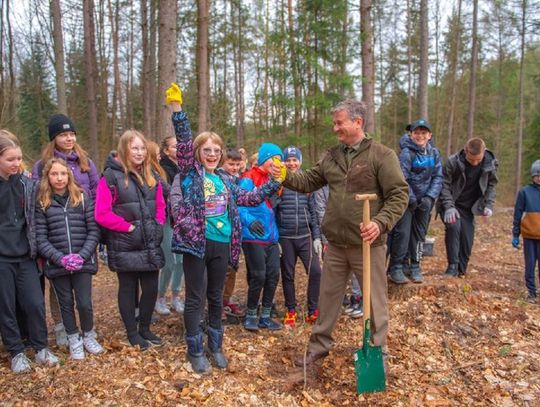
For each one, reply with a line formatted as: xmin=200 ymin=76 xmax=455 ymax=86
xmin=399 ymin=134 xmax=443 ymax=204
xmin=276 ymin=185 xmax=321 ymax=240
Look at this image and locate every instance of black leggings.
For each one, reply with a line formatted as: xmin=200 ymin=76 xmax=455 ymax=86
xmin=183 ymin=240 xmax=229 ymax=337
xmin=117 ymin=271 xmax=158 ymax=337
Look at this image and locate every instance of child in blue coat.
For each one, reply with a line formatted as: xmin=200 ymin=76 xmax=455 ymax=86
xmin=388 ymin=120 xmax=443 ymax=284
xmin=512 ymin=160 xmax=540 ymax=303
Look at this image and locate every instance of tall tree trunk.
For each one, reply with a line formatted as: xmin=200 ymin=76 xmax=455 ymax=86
xmin=418 ymin=0 xmax=428 ymax=119
xmin=50 ymin=0 xmax=67 ymax=114
xmin=360 ymin=0 xmax=375 ymax=134
xmin=234 ymin=0 xmax=245 ymax=147
xmin=446 ymin=0 xmax=462 ymax=157
xmin=141 ymin=0 xmax=152 ymax=138
xmin=466 ymin=0 xmax=478 ymax=140
xmin=515 ymin=0 xmax=526 ymax=194
xmin=406 ymin=0 xmax=413 ymax=124
xmin=287 ymin=0 xmax=301 ymax=136
xmin=149 ymin=0 xmax=157 ymax=136
xmin=83 ymin=0 xmax=99 ymax=161
xmin=6 ymin=0 xmax=14 ymax=124
xmin=0 ymin=0 xmax=6 ymax=125
xmin=108 ymin=0 xmax=122 ymax=147
xmin=196 ymin=0 xmax=210 ymax=132
xmin=157 ymin=0 xmax=177 ymax=139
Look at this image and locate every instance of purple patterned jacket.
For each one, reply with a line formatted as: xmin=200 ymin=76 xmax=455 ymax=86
xmin=170 ymin=111 xmax=281 ymax=267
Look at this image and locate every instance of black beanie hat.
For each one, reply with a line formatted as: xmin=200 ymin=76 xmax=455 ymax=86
xmin=48 ymin=114 xmax=76 ymax=141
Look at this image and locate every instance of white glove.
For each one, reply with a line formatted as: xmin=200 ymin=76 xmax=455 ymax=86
xmin=483 ymin=208 xmax=493 ymax=217
xmin=313 ymin=238 xmax=323 ymax=257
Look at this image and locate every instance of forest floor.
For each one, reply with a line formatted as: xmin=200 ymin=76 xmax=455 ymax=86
xmin=1 ymin=210 xmax=539 ymax=406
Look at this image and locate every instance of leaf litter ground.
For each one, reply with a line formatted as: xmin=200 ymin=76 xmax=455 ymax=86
xmin=1 ymin=211 xmax=539 ymax=406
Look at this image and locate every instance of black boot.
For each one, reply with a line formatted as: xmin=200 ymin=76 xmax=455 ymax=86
xmin=139 ymin=325 xmax=163 ymax=347
xmin=128 ymin=333 xmax=150 ymax=351
xmin=207 ymin=326 xmax=228 ymax=369
xmin=444 ymin=263 xmax=459 ymax=277
xmin=186 ymin=332 xmax=212 ymax=374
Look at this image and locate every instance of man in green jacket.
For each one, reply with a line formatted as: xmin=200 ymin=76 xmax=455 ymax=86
xmin=283 ymin=99 xmax=408 ymax=367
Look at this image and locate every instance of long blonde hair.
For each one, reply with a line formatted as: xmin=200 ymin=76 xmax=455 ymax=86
xmin=41 ymin=139 xmax=91 ymax=173
xmin=38 ymin=158 xmax=83 ymax=209
xmin=0 ymin=129 xmax=21 ymax=155
xmin=116 ymin=130 xmax=157 ymax=188
xmin=147 ymin=140 xmax=167 ymax=182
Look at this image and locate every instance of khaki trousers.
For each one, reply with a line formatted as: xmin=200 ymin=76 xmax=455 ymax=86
xmin=308 ymin=243 xmax=388 ymax=355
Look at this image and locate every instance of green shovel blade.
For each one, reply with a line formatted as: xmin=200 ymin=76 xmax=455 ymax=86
xmin=354 ymin=320 xmax=386 ymax=394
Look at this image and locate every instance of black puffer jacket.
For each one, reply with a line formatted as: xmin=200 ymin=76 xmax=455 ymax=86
xmin=99 ymin=161 xmax=165 ymax=273
xmin=276 ymin=186 xmax=321 ymax=239
xmin=35 ymin=193 xmax=100 ymax=278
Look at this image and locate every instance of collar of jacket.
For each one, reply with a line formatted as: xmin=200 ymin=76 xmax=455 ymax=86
xmin=330 ymin=136 xmax=373 ymax=172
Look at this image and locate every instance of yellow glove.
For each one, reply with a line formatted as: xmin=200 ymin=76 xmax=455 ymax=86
xmin=272 ymin=157 xmax=287 ymax=183
xmin=166 ymin=82 xmax=183 ymax=105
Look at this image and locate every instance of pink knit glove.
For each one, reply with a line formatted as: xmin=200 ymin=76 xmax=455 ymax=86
xmin=60 ymin=254 xmax=85 ymax=271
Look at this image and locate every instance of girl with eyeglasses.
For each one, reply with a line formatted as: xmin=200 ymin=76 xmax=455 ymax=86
xmin=166 ymin=83 xmax=284 ymax=374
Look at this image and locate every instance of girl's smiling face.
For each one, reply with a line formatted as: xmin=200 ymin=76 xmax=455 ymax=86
xmin=0 ymin=146 xmax=22 ymax=179
xmin=199 ymin=140 xmax=222 ymax=173
xmin=128 ymin=136 xmax=147 ymax=167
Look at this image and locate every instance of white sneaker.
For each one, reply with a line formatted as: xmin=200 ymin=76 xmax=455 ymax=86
xmin=11 ymin=352 xmax=32 ymax=374
xmin=154 ymin=297 xmax=171 ymax=315
xmin=35 ymin=348 xmax=60 ymax=365
xmin=171 ymin=297 xmax=185 ymax=313
xmin=67 ymin=334 xmax=85 ymax=360
xmin=54 ymin=323 xmax=68 ymax=347
xmin=83 ymin=330 xmax=104 ymax=355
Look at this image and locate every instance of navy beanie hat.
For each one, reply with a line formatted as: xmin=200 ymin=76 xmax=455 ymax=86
xmin=257 ymin=143 xmax=283 ymax=166
xmin=48 ymin=114 xmax=76 ymax=141
xmin=283 ymin=146 xmax=302 ymax=162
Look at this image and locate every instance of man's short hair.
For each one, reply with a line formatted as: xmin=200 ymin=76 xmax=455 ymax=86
xmin=465 ymin=138 xmax=486 ymax=155
xmin=223 ymin=148 xmax=242 ymax=161
xmin=331 ymin=99 xmax=367 ymax=127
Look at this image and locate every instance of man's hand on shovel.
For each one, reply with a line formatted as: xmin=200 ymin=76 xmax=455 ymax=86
xmin=360 ymin=221 xmax=380 ymax=244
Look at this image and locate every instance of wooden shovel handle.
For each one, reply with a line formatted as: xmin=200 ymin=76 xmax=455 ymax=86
xmin=355 ymin=194 xmax=377 ymax=322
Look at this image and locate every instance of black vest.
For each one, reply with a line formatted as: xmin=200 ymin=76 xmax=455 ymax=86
xmin=102 ymin=168 xmax=164 ymax=272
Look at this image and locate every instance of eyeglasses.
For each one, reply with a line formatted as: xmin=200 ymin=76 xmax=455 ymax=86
xmin=201 ymin=148 xmax=222 ymax=157
xmin=130 ymin=146 xmax=147 ymax=153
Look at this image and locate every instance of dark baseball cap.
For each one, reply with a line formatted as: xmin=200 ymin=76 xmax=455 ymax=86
xmin=408 ymin=119 xmax=432 ymax=132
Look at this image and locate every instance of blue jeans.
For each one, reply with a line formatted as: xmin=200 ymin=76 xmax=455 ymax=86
xmin=158 ymin=218 xmax=183 ymax=297
xmin=524 ymin=238 xmax=540 ymax=296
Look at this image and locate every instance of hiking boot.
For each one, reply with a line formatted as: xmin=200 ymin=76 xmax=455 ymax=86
xmin=443 ymin=264 xmax=459 ymax=277
xmin=527 ymin=293 xmax=537 ymax=304
xmin=244 ymin=315 xmax=259 ymax=331
xmin=207 ymin=326 xmax=228 ymax=369
xmin=154 ymin=297 xmax=171 ymax=315
xmin=409 ymin=262 xmax=424 ymax=283
xmin=67 ymin=333 xmax=85 ymax=360
xmin=283 ymin=310 xmax=297 ymax=327
xmin=294 ymin=351 xmax=329 ymax=367
xmin=35 ymin=348 xmax=59 ymax=366
xmin=139 ymin=327 xmax=164 ymax=347
xmin=11 ymin=352 xmax=32 ymax=374
xmin=305 ymin=309 xmax=319 ymax=324
xmin=258 ymin=317 xmax=283 ymax=330
xmin=54 ymin=323 xmax=68 ymax=347
xmin=83 ymin=330 xmax=104 ymax=355
xmin=388 ymin=265 xmax=408 ymax=284
xmin=186 ymin=333 xmax=212 ymax=374
xmin=223 ymin=301 xmax=245 ymax=317
xmin=128 ymin=333 xmax=150 ymax=351
xmin=171 ymin=297 xmax=185 ymax=313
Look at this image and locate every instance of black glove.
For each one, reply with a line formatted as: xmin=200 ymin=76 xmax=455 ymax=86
xmin=418 ymin=196 xmax=433 ymax=211
xmin=408 ymin=200 xmax=417 ymax=211
xmin=248 ymin=220 xmax=265 ymax=237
